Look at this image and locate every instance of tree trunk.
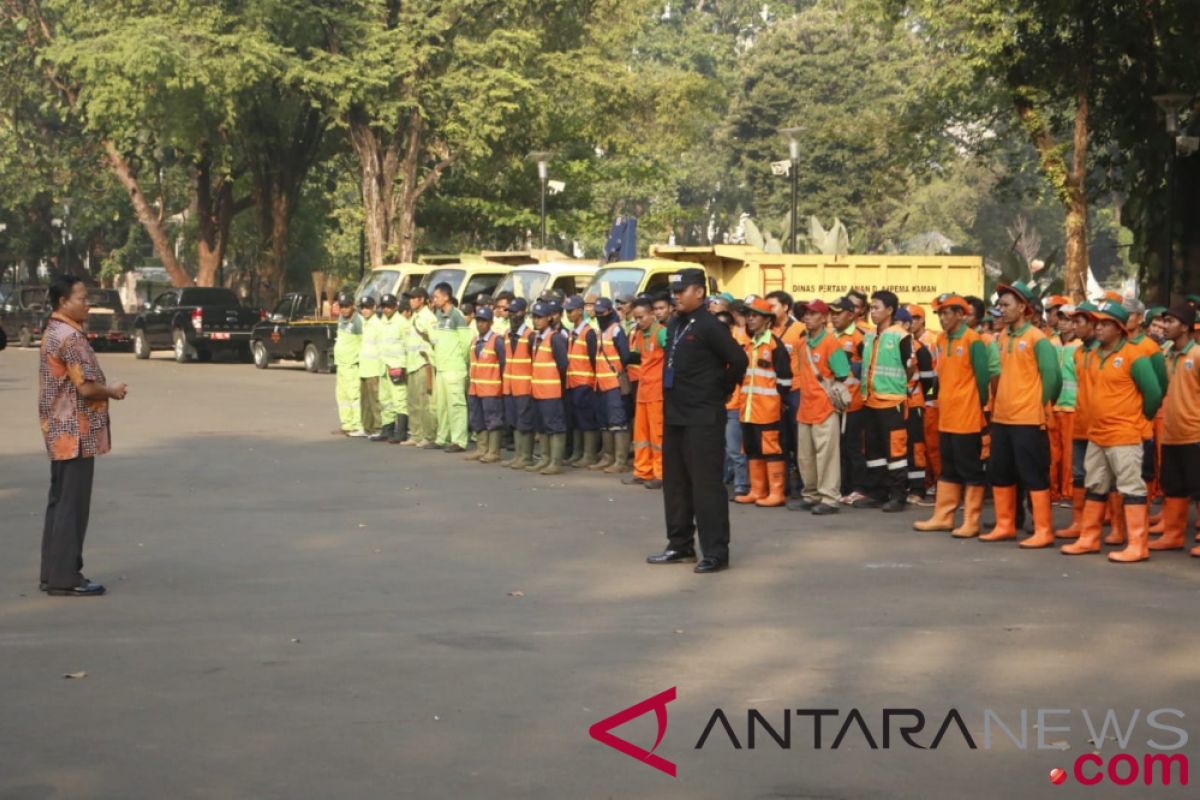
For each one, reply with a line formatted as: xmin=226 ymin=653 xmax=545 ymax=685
xmin=255 ymin=187 xmax=291 ymax=306
xmin=101 ymin=140 xmax=193 ymax=287
xmin=349 ymin=120 xmax=400 ymax=268
xmin=193 ymin=153 xmax=246 ymax=287
xmin=1013 ymin=92 xmax=1088 ymax=302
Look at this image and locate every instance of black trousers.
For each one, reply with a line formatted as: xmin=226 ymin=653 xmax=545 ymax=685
xmin=988 ymin=422 xmax=1049 ymax=490
xmin=1161 ymin=443 xmax=1200 ymax=498
xmin=939 ymin=431 xmax=985 ymax=486
xmin=663 ymin=422 xmax=730 ymax=562
xmin=41 ymin=456 xmax=95 ymax=590
xmin=840 ymin=408 xmax=867 ymax=496
xmin=864 ymin=404 xmax=908 ymax=502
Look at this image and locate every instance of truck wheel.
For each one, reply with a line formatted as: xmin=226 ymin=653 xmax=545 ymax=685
xmin=133 ymin=329 xmax=151 ymax=359
xmin=252 ymin=340 xmax=270 ymax=369
xmin=172 ymin=329 xmax=194 ymax=363
xmin=304 ymin=343 xmax=320 ymax=373
xmin=18 ymin=326 xmax=32 ymax=348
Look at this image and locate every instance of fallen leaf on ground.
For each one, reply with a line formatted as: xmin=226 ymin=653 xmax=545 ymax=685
xmin=63 ymin=671 xmax=87 ymax=680
xmin=507 ymin=590 xmax=524 ymax=597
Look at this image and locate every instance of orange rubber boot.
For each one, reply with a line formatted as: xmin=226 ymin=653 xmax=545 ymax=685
xmin=1061 ymin=498 xmax=1106 ymax=555
xmin=735 ymin=460 xmax=767 ymax=504
xmin=1103 ymin=493 xmax=1126 ymax=545
xmin=1019 ymin=489 xmax=1057 ymax=548
xmin=1149 ymin=511 xmax=1165 ymax=533
xmin=914 ymin=481 xmax=962 ymax=531
xmin=1149 ymin=497 xmax=1189 ymax=551
xmin=980 ymin=485 xmax=1018 ymax=541
xmin=1056 ymin=486 xmax=1086 ymax=539
xmin=756 ymin=461 xmax=788 ymax=507
xmin=951 ymin=485 xmax=985 ymax=538
xmin=1108 ymin=501 xmax=1149 ymax=563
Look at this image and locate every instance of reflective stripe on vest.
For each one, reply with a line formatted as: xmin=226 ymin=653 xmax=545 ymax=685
xmin=862 ymin=325 xmax=908 ymax=398
xmin=595 ymin=324 xmax=624 ymax=392
xmin=741 ymin=337 xmax=783 ymax=424
xmin=503 ymin=326 xmax=533 ymax=396
xmin=566 ymin=325 xmax=595 ymax=389
xmin=469 ymin=331 xmax=503 ymax=397
xmin=531 ymin=334 xmax=563 ymax=400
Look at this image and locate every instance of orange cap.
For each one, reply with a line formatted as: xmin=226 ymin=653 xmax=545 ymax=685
xmin=906 ymin=304 xmax=925 ymax=319
xmin=745 ymin=297 xmax=773 ymax=316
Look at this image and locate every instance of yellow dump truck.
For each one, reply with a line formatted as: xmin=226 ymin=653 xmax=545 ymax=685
xmin=649 ymin=245 xmax=984 ymax=329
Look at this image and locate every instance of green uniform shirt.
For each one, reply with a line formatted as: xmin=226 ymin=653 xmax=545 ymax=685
xmin=433 ymin=306 xmax=470 ymax=371
xmin=359 ymin=315 xmax=384 ymax=377
xmin=334 ymin=313 xmax=363 ymax=367
xmin=378 ymin=311 xmax=408 ymax=370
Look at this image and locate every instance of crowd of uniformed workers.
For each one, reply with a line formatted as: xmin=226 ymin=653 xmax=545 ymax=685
xmin=327 ymin=273 xmax=1200 ymax=567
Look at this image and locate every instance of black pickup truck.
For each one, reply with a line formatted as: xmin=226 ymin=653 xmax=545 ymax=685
xmin=250 ymin=292 xmax=337 ymax=373
xmin=82 ymin=288 xmax=133 ymax=350
xmin=0 ymin=284 xmax=50 ymax=347
xmin=132 ymin=287 xmax=263 ymax=362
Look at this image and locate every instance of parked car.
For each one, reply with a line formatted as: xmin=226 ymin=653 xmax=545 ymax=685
xmin=132 ymin=287 xmax=263 ymax=362
xmin=0 ymin=285 xmax=50 ymax=347
xmin=250 ymin=293 xmax=338 ymax=373
xmin=82 ymin=288 xmax=132 ymax=350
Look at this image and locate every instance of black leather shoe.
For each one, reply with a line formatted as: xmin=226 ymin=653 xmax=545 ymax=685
xmin=693 ymin=557 xmax=728 ymax=574
xmin=881 ymin=498 xmax=908 ymax=513
xmin=643 ymin=479 xmax=663 ymax=490
xmin=420 ymin=442 xmax=443 ymax=450
xmin=786 ymin=498 xmax=816 ymax=511
xmin=443 ymin=444 xmax=465 ymax=453
xmin=646 ymin=548 xmax=697 ymax=564
xmin=811 ymin=503 xmax=839 ymax=515
xmin=622 ymin=475 xmax=646 ymax=485
xmin=46 ymin=580 xmax=106 ymax=597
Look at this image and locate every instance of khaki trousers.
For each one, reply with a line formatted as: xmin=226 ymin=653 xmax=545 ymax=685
xmin=1083 ymin=441 xmax=1145 ymax=498
xmin=797 ymin=413 xmax=842 ymax=505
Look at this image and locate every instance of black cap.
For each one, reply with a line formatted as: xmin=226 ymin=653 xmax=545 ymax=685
xmin=564 ymin=295 xmax=585 ymax=311
xmin=669 ymin=268 xmax=706 ymax=290
xmin=336 ymin=290 xmax=354 ymax=306
xmin=594 ymin=297 xmax=614 ymax=314
xmin=830 ymin=296 xmax=856 ymax=313
xmin=509 ymin=298 xmax=528 ymax=313
xmin=1164 ymin=303 xmax=1197 ymax=328
xmin=408 ymin=286 xmax=428 ymax=300
xmin=380 ymin=293 xmax=398 ymax=308
xmin=358 ymin=295 xmax=376 ymax=308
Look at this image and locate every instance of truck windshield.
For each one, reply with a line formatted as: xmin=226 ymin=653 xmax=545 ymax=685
xmin=357 ymin=270 xmax=401 ymax=302
xmin=462 ymin=273 xmax=505 ymax=302
xmin=497 ymin=270 xmax=550 ymax=300
xmin=586 ymin=268 xmax=644 ymax=299
xmin=423 ymin=268 xmax=467 ymax=297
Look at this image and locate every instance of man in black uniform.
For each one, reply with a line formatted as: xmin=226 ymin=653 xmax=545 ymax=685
xmin=647 ymin=268 xmax=749 ymax=573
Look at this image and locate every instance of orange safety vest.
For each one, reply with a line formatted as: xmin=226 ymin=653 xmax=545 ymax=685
xmin=502 ymin=324 xmax=532 ymax=396
xmin=531 ymin=332 xmax=563 ymax=400
xmin=740 ymin=331 xmax=784 ymax=424
xmin=565 ymin=323 xmax=595 ymax=390
xmin=595 ymin=323 xmax=625 ymax=392
xmin=907 ymin=337 xmax=926 ymax=410
xmin=633 ymin=323 xmax=664 ymax=403
xmin=468 ymin=331 xmax=503 ymax=398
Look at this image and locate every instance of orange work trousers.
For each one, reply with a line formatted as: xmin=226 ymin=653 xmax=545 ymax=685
xmin=632 ymin=400 xmax=664 ymax=480
xmin=1049 ymin=410 xmax=1074 ymax=500
xmin=923 ymin=405 xmax=941 ymax=488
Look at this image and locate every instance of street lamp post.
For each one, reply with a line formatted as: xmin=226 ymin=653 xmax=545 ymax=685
xmin=780 ymin=127 xmax=803 ymax=254
xmin=527 ymin=151 xmax=553 ymax=249
xmin=1153 ymin=93 xmax=1191 ymax=304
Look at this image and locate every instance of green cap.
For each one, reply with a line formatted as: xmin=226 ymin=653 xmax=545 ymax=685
xmin=996 ymin=279 xmax=1039 ymax=308
xmin=1070 ymin=301 xmax=1100 ymax=318
xmin=1146 ymin=306 xmax=1167 ymax=321
xmin=1092 ymin=300 xmax=1130 ymax=325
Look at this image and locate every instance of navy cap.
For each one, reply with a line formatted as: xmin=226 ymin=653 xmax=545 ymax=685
xmin=531 ymin=301 xmax=551 ymax=317
xmin=564 ymin=295 xmax=585 ymax=312
xmin=830 ymin=296 xmax=856 ymax=313
xmin=594 ymin=297 xmax=614 ymax=314
xmin=358 ymin=295 xmax=376 ymax=308
xmin=895 ymin=308 xmax=913 ymax=323
xmin=547 ymin=300 xmax=563 ymax=314
xmin=669 ymin=268 xmax=706 ymax=290
xmin=475 ymin=306 xmax=494 ymax=321
xmin=509 ymin=298 xmax=528 ymax=313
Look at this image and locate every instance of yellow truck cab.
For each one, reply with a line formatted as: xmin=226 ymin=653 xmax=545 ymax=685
xmin=354 ymin=263 xmax=429 ymax=302
xmin=495 ymin=260 xmax=600 ymax=300
xmin=420 ymin=260 xmax=516 ymax=304
xmin=583 ymin=258 xmax=715 ymax=300
xmin=649 ymin=245 xmax=983 ymax=330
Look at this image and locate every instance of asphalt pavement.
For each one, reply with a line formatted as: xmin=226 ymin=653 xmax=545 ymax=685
xmin=2 ymin=345 xmax=1199 ymax=799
